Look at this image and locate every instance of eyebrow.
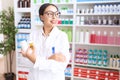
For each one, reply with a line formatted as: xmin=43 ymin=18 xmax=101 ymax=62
xmin=44 ymin=11 xmax=59 ymax=13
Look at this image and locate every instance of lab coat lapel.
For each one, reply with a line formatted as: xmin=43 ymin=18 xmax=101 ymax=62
xmin=45 ymin=27 xmax=60 ymax=48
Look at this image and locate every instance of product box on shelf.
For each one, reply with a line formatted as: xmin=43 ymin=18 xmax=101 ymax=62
xmin=18 ymin=71 xmax=29 ymax=80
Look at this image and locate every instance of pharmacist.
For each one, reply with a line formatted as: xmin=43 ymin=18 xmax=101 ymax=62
xmin=20 ymin=3 xmax=70 ymax=80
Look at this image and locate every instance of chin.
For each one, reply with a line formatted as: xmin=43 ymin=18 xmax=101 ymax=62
xmin=53 ymin=23 xmax=58 ymax=26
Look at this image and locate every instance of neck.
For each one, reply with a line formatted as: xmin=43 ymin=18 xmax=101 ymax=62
xmin=43 ymin=26 xmax=53 ymax=36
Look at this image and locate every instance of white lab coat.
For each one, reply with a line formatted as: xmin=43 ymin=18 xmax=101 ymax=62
xmin=28 ymin=26 xmax=70 ymax=80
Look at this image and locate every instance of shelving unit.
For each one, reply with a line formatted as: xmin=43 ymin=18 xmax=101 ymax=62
xmin=73 ymin=1 xmax=120 ymax=80
xmin=14 ymin=0 xmax=120 ymax=80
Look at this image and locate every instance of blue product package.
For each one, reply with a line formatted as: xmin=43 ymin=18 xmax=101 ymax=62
xmin=52 ymin=47 xmax=55 ymax=54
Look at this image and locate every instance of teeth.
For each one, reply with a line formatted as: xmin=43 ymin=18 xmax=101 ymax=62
xmin=51 ymin=21 xmax=56 ymax=23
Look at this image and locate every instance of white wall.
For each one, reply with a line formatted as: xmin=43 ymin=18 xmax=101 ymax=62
xmin=0 ymin=0 xmax=2 ymax=11
xmin=1 ymin=0 xmax=14 ymax=10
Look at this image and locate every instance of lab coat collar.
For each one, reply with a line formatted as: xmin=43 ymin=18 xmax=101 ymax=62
xmin=49 ymin=26 xmax=60 ymax=37
xmin=41 ymin=26 xmax=60 ymax=48
xmin=41 ymin=26 xmax=60 ymax=38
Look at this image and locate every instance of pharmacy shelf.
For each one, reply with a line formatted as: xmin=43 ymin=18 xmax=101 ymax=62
xmin=18 ymin=65 xmax=33 ymax=68
xmin=34 ymin=3 xmax=74 ymax=6
xmin=35 ymin=24 xmax=73 ymax=27
xmin=76 ymin=13 xmax=120 ymax=16
xmin=76 ymin=1 xmax=120 ymax=4
xmin=74 ymin=63 xmax=120 ymax=70
xmin=65 ymin=75 xmax=72 ymax=78
xmin=74 ymin=76 xmax=95 ymax=80
xmin=60 ymin=14 xmax=74 ymax=16
xmin=76 ymin=25 xmax=120 ymax=28
xmin=75 ymin=42 xmax=120 ymax=47
xmin=17 ymin=29 xmax=31 ymax=33
xmin=14 ymin=0 xmax=120 ymax=80
xmin=57 ymin=24 xmax=73 ymax=27
xmin=16 ymin=8 xmax=31 ymax=12
xmin=34 ymin=14 xmax=73 ymax=16
xmin=74 ymin=1 xmax=120 ymax=80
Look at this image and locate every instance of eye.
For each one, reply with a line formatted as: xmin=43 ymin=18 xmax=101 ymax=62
xmin=47 ymin=12 xmax=53 ymax=16
xmin=56 ymin=13 xmax=59 ymax=16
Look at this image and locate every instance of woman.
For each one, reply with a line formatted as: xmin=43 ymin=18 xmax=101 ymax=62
xmin=21 ymin=3 xmax=70 ymax=80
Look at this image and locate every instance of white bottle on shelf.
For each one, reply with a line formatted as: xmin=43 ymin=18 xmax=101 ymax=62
xmin=109 ymin=55 xmax=113 ymax=67
xmin=105 ymin=4 xmax=109 ymax=14
xmin=118 ymin=4 xmax=120 ymax=13
xmin=109 ymin=4 xmax=114 ymax=14
xmin=79 ymin=29 xmax=84 ymax=43
xmin=84 ymin=30 xmax=90 ymax=44
xmin=94 ymin=5 xmax=98 ymax=13
xmin=103 ymin=16 xmax=107 ymax=25
xmin=98 ymin=16 xmax=102 ymax=25
xmin=101 ymin=5 xmax=105 ymax=14
xmin=117 ymin=55 xmax=120 ymax=68
xmin=80 ymin=16 xmax=84 ymax=25
xmin=76 ymin=16 xmax=80 ymax=25
xmin=98 ymin=5 xmax=102 ymax=14
xmin=108 ymin=16 xmax=113 ymax=25
xmin=113 ymin=4 xmax=117 ymax=14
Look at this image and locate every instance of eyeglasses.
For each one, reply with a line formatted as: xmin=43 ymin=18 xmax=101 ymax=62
xmin=44 ymin=11 xmax=61 ymax=18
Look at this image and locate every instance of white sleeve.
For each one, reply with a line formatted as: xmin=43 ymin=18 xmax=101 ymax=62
xmin=33 ymin=32 xmax=70 ymax=73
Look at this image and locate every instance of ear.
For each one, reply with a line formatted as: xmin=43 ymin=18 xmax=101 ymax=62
xmin=40 ymin=15 xmax=44 ymax=22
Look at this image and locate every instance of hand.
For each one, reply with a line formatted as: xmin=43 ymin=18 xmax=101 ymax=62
xmin=20 ymin=45 xmax=36 ymax=63
xmin=20 ymin=49 xmax=27 ymax=57
xmin=48 ymin=53 xmax=66 ymax=62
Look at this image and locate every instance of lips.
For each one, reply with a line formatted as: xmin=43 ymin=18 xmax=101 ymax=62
xmin=50 ymin=20 xmax=57 ymax=24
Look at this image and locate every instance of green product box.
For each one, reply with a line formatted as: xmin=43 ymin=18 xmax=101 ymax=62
xmin=57 ymin=0 xmax=60 ymax=3
xmin=88 ymin=58 xmax=92 ymax=65
xmin=93 ymin=59 xmax=97 ymax=65
xmin=69 ymin=20 xmax=73 ymax=24
xmin=34 ymin=0 xmax=37 ymax=4
xmin=66 ymin=0 xmax=69 ymax=3
xmin=41 ymin=0 xmax=44 ymax=3
xmin=67 ymin=30 xmax=72 ymax=42
xmin=97 ymin=59 xmax=102 ymax=66
xmin=65 ymin=20 xmax=69 ymax=24
xmin=62 ymin=20 xmax=65 ymax=24
xmin=103 ymin=59 xmax=108 ymax=67
xmin=49 ymin=0 xmax=52 ymax=3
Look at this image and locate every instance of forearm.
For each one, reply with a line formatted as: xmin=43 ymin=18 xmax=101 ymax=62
xmin=48 ymin=53 xmax=66 ymax=62
xmin=34 ymin=56 xmax=68 ymax=73
xmin=27 ymin=53 xmax=36 ymax=63
xmin=25 ymin=48 xmax=36 ymax=64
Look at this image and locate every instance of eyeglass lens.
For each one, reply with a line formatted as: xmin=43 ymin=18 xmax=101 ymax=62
xmin=44 ymin=11 xmax=60 ymax=18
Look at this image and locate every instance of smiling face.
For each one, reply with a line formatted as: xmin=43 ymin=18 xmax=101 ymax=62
xmin=40 ymin=5 xmax=60 ymax=28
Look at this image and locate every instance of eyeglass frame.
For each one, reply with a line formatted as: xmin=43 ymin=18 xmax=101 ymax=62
xmin=44 ymin=11 xmax=61 ymax=18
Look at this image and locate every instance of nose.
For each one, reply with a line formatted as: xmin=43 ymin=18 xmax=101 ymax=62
xmin=52 ymin=14 xmax=56 ymax=19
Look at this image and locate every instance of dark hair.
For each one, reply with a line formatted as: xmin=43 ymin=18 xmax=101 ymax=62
xmin=39 ymin=3 xmax=59 ymax=16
